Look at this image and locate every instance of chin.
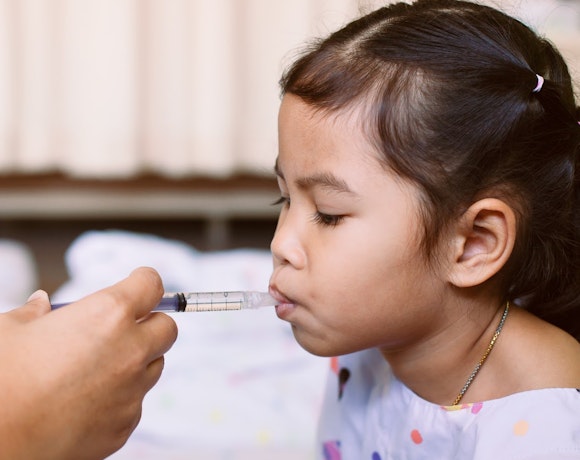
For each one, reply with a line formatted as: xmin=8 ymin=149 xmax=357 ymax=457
xmin=291 ymin=325 xmax=357 ymax=358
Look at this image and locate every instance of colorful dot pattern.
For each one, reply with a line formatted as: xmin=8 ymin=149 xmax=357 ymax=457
xmin=320 ymin=355 xmax=580 ymax=459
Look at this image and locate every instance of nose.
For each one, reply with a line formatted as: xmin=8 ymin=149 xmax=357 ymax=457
xmin=270 ymin=209 xmax=306 ymax=270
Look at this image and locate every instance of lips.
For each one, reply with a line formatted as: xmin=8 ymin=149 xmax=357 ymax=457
xmin=269 ymin=286 xmax=296 ymax=319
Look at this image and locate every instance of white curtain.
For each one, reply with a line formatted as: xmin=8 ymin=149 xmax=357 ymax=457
xmin=0 ymin=0 xmax=384 ymax=178
xmin=0 ymin=0 xmax=577 ymax=179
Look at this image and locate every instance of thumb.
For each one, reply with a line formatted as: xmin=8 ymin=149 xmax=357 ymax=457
xmin=8 ymin=290 xmax=51 ymax=322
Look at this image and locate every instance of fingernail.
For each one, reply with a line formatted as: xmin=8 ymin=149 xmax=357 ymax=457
xmin=27 ymin=290 xmax=48 ymax=302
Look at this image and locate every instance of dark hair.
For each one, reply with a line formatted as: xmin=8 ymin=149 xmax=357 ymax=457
xmin=280 ymin=0 xmax=580 ymax=339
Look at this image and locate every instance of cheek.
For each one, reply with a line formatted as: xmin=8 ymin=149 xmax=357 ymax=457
xmin=302 ymin=251 xmax=431 ymax=356
xmin=315 ymin=216 xmax=418 ymax=282
xmin=312 ymin=213 xmax=429 ymax=317
xmin=310 ymin=231 xmax=415 ymax=310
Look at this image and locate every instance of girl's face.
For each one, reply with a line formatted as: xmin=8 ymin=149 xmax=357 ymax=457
xmin=269 ymin=95 xmax=449 ymax=357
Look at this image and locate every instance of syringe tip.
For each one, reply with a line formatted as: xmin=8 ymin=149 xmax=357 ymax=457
xmin=246 ymin=291 xmax=277 ymax=308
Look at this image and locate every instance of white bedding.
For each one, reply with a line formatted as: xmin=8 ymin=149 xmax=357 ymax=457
xmin=50 ymin=230 xmax=327 ymax=460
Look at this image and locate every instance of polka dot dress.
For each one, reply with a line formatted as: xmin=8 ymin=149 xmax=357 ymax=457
xmin=317 ymin=349 xmax=580 ymax=459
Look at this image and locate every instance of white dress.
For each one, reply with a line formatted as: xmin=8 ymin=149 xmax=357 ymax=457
xmin=317 ymin=348 xmax=580 ymax=460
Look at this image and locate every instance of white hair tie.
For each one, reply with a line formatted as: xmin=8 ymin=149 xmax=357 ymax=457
xmin=532 ymin=74 xmax=544 ymax=93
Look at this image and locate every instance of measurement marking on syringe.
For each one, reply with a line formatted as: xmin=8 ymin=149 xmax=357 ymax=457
xmin=185 ymin=302 xmax=243 ymax=312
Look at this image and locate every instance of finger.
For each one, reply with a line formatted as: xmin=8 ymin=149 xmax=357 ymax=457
xmin=82 ymin=267 xmax=165 ymax=320
xmin=143 ymin=355 xmax=166 ymax=393
xmin=121 ymin=267 xmax=164 ymax=319
xmin=137 ymin=312 xmax=178 ymax=361
xmin=7 ymin=290 xmax=51 ymax=322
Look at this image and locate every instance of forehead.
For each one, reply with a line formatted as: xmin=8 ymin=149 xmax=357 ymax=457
xmin=277 ymin=94 xmax=384 ymax=178
xmin=278 ymin=94 xmax=367 ymax=144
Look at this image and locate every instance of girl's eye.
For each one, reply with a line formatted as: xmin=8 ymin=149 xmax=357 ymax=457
xmin=312 ymin=212 xmax=344 ymax=227
xmin=271 ymin=196 xmax=289 ymax=207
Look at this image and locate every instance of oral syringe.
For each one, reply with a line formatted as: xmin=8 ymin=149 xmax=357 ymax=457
xmin=51 ymin=291 xmax=277 ymax=313
xmin=155 ymin=291 xmax=276 ymax=312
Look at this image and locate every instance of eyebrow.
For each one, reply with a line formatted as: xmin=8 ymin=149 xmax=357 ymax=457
xmin=274 ymin=158 xmax=358 ymax=196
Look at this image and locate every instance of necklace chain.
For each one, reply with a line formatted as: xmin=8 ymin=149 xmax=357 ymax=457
xmin=452 ymin=302 xmax=510 ymax=406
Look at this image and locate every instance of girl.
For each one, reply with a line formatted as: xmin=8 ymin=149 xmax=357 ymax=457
xmin=267 ymin=0 xmax=580 ymax=458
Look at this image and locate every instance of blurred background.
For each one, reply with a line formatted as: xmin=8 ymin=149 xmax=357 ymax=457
xmin=0 ymin=1 xmax=577 ymax=459
xmin=0 ymin=0 xmax=577 ymax=293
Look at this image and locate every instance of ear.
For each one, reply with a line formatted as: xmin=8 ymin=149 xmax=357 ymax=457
xmin=447 ymin=198 xmax=516 ymax=288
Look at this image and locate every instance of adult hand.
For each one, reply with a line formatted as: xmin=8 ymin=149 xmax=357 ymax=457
xmin=0 ymin=267 xmax=178 ymax=460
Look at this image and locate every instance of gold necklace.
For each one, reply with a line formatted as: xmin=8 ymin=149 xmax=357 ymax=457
xmin=452 ymin=302 xmax=510 ymax=406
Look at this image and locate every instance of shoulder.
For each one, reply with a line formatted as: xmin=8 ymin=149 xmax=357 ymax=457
xmin=473 ymin=388 xmax=580 ymax=460
xmin=503 ymin=307 xmax=580 ymax=390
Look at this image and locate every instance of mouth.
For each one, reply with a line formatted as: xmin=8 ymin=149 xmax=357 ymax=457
xmin=268 ymin=285 xmax=297 ymax=319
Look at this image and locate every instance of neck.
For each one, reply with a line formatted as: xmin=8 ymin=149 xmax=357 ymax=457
xmin=380 ymin=299 xmax=507 ymax=406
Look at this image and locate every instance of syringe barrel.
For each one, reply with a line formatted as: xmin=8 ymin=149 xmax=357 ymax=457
xmin=156 ymin=291 xmax=275 ymax=312
xmin=181 ymin=291 xmax=246 ymax=312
